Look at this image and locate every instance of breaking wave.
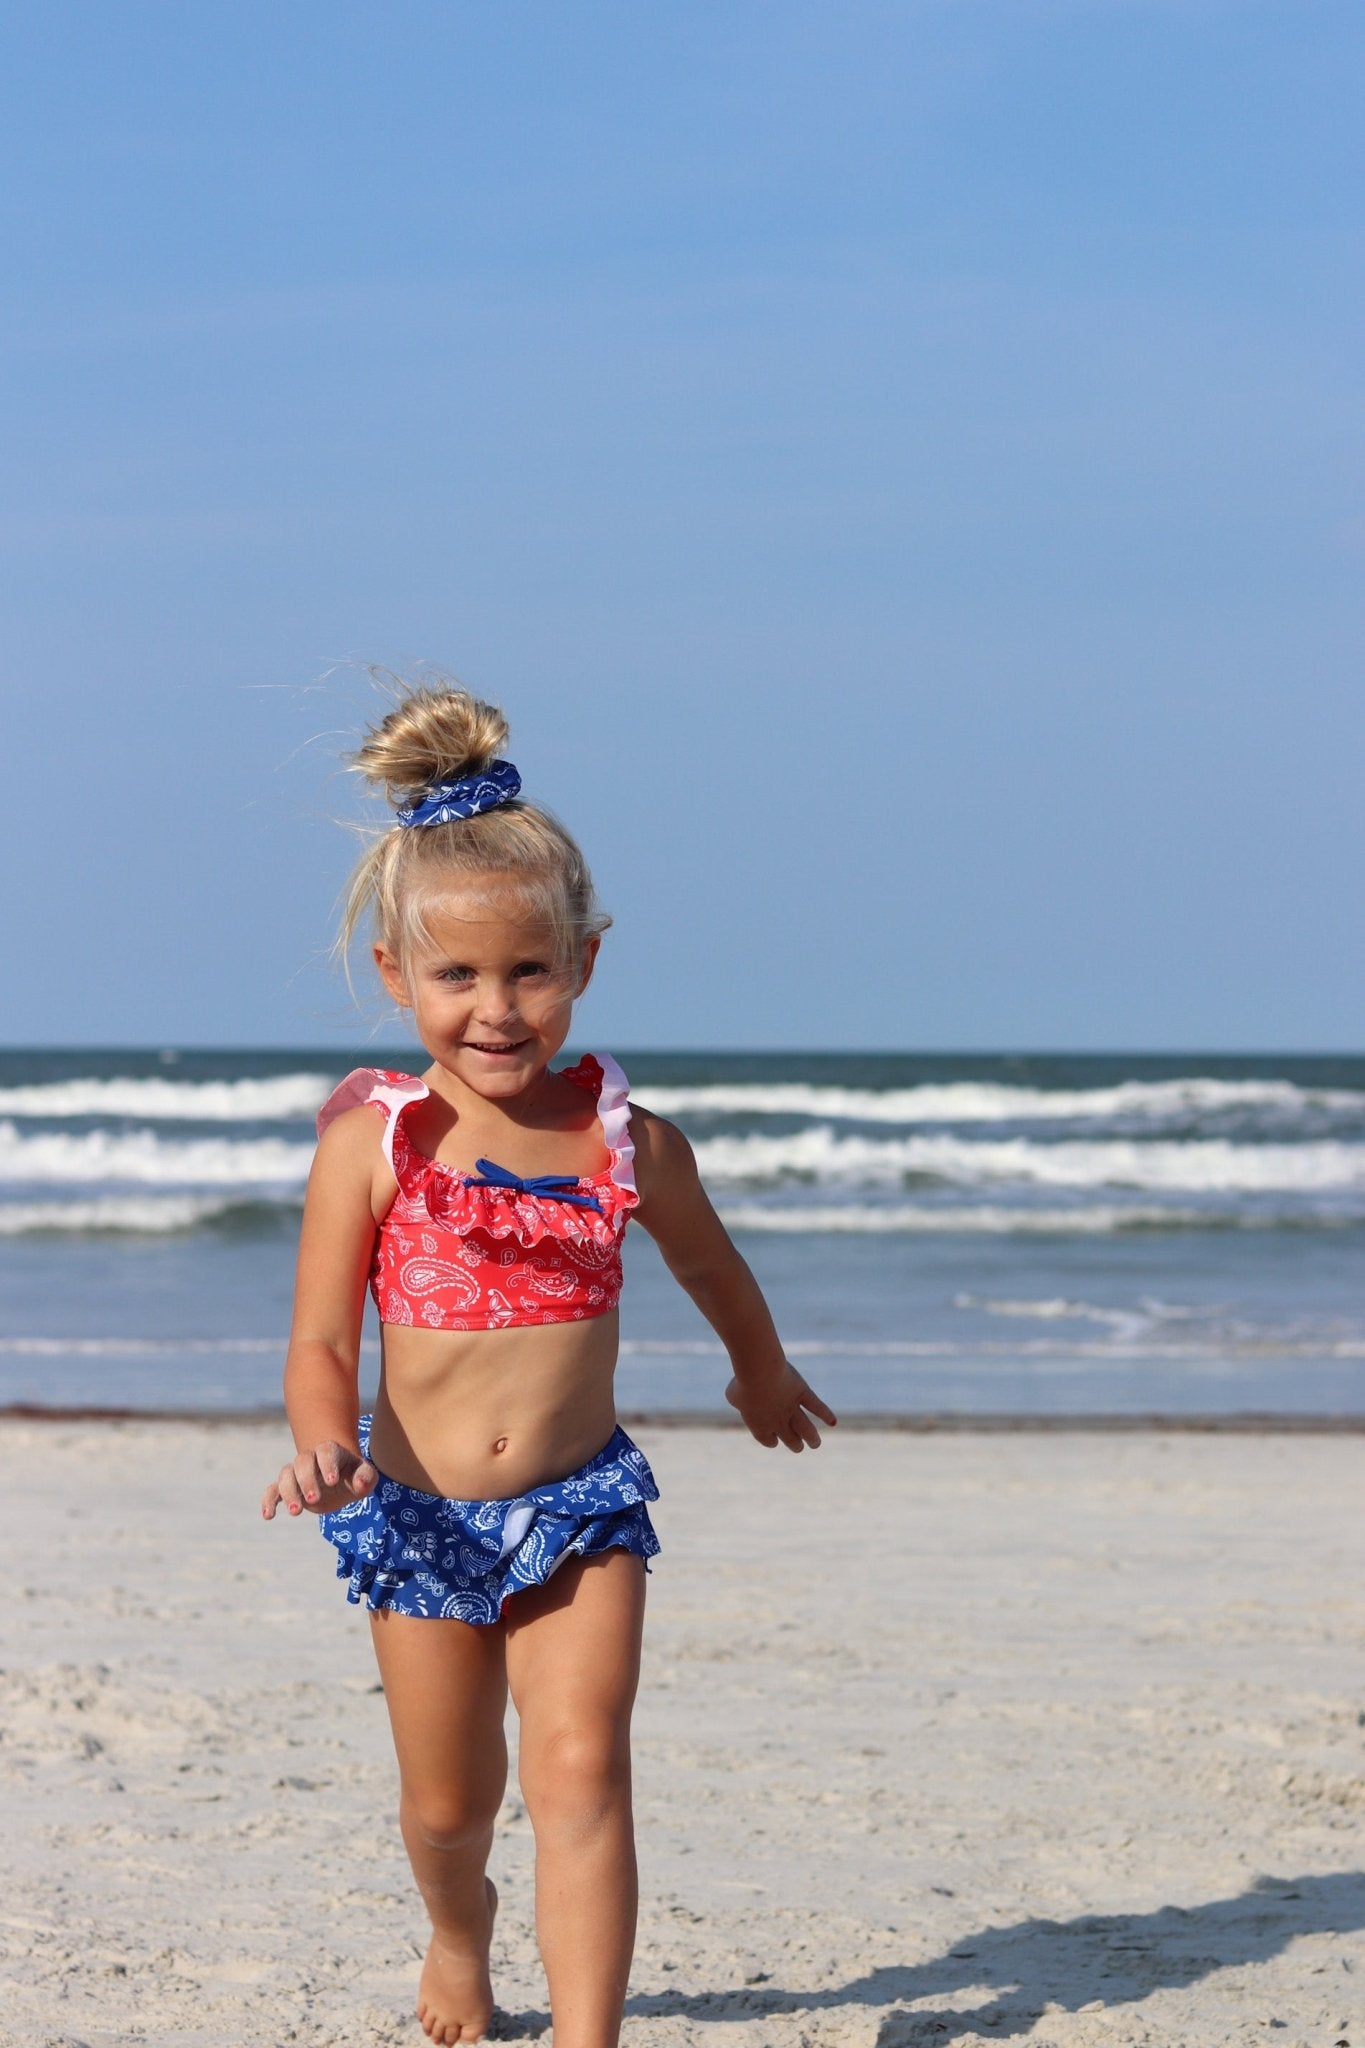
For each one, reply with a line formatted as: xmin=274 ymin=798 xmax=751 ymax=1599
xmin=694 ymin=1129 xmax=1365 ymax=1194
xmin=0 ymin=1195 xmax=292 ymax=1235
xmin=635 ymin=1076 xmax=1365 ymax=1126
xmin=713 ymin=1202 xmax=1350 ymax=1235
xmin=5 ymin=1070 xmax=1360 ymax=1134
xmin=0 ymin=1074 xmax=332 ymax=1121
xmin=0 ymin=1123 xmax=313 ymax=1186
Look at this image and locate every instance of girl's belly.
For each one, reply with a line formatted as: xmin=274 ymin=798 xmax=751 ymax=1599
xmin=369 ymin=1310 xmax=622 ymax=1500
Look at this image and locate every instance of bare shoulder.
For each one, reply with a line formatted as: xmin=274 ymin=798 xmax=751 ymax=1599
xmin=309 ymin=1100 xmax=390 ymax=1214
xmin=628 ymin=1105 xmax=718 ymax=1240
xmin=628 ymin=1104 xmax=699 ymax=1186
xmin=314 ymin=1100 xmax=385 ymax=1168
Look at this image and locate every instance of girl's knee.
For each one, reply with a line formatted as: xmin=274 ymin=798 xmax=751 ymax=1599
xmin=521 ymin=1721 xmax=631 ymax=1829
xmin=401 ymin=1781 xmax=503 ymax=1855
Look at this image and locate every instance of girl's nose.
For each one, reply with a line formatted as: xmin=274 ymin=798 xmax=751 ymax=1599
xmin=473 ymin=981 xmax=518 ymax=1027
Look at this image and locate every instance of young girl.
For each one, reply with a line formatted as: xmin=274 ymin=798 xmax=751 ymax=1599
xmin=261 ymin=684 xmax=836 ymax=2048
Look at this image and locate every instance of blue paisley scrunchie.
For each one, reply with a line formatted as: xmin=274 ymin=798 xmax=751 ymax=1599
xmin=397 ymin=758 xmax=522 ymax=828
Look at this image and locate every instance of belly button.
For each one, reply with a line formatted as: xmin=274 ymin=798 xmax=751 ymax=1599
xmin=493 ymin=1437 xmax=508 ymax=1454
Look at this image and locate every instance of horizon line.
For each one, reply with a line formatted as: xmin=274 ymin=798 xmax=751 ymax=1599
xmin=1 ymin=1041 xmax=1363 ymax=1061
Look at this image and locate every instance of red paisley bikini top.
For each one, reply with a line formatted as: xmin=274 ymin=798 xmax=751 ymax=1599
xmin=315 ymin=1054 xmax=638 ymax=1332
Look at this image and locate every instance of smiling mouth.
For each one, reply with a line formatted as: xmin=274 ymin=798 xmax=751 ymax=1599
xmin=464 ymin=1040 xmax=529 ymax=1054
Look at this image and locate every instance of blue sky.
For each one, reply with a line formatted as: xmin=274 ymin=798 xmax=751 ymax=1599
xmin=2 ymin=1 xmax=1361 ymax=1050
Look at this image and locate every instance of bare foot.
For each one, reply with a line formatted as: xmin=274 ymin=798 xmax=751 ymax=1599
xmin=417 ymin=1878 xmax=499 ymax=2045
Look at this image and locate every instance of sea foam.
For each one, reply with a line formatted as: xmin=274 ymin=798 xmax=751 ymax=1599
xmin=695 ymin=1128 xmax=1365 ymax=1193
xmin=634 ymin=1075 xmax=1364 ymax=1126
xmin=0 ymin=1122 xmax=314 ymax=1186
xmin=0 ymin=1195 xmax=275 ymax=1234
xmin=0 ymin=1074 xmax=332 ymax=1121
xmin=3 ymin=1070 xmax=1359 ymax=1130
xmin=716 ymin=1202 xmax=1255 ymax=1234
xmin=2 ymin=1116 xmax=1362 ymax=1200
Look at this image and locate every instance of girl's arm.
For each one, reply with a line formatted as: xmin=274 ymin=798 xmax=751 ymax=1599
xmin=261 ymin=1108 xmax=385 ymax=1520
xmin=631 ymin=1110 xmax=837 ymax=1451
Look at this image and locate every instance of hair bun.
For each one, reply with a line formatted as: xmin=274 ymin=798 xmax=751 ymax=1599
xmin=351 ymin=685 xmax=511 ymax=811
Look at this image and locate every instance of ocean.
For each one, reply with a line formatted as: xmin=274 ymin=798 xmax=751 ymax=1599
xmin=1 ymin=1047 xmax=1362 ymax=1417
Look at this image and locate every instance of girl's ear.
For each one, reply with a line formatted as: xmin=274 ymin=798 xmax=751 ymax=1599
xmin=575 ymin=933 xmax=602 ymax=997
xmin=373 ymin=943 xmax=411 ymax=1009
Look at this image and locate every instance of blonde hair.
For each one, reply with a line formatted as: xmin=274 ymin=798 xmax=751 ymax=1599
xmin=338 ymin=680 xmax=611 ymax=987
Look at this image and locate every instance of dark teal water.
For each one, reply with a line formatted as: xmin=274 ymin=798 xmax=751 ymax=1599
xmin=1 ymin=1047 xmax=1362 ymax=1414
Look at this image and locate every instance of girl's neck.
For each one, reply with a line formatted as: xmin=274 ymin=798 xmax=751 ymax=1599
xmin=421 ymin=1058 xmax=566 ymax=1130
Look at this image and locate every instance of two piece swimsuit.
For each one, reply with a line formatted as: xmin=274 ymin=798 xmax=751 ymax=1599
xmin=314 ymin=1053 xmax=660 ymax=1624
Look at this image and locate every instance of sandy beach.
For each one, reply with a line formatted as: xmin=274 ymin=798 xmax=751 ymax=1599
xmin=2 ymin=1417 xmax=1362 ymax=2048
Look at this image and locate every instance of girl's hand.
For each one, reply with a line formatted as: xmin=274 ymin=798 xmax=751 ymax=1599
xmin=725 ymin=1362 xmax=838 ymax=1452
xmin=261 ymin=1442 xmax=379 ymax=1520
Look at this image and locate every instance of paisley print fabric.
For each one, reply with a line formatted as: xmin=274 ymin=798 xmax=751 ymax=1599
xmin=315 ymin=1053 xmax=638 ymax=1331
xmin=319 ymin=1415 xmax=660 ymax=1622
xmin=395 ymin=758 xmax=522 ymax=828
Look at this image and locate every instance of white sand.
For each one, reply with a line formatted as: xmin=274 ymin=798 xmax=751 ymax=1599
xmin=1 ymin=1418 xmax=1362 ymax=2048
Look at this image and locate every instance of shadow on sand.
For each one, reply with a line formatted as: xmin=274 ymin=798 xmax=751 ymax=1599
xmin=490 ymin=1870 xmax=1364 ymax=2041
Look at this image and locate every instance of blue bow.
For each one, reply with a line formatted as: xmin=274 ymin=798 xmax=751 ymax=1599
xmin=463 ymin=1157 xmax=604 ymax=1215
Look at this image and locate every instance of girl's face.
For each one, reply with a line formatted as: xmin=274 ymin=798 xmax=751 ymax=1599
xmin=374 ymin=877 xmax=598 ymax=1100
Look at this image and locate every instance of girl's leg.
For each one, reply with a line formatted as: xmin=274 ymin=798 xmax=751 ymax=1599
xmin=368 ymin=1608 xmax=509 ymax=2046
xmin=505 ymin=1549 xmax=647 ymax=2048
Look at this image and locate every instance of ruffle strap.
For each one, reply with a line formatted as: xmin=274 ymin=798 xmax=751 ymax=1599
xmin=315 ymin=1067 xmax=427 ymax=1179
xmin=315 ymin=1058 xmax=639 ymax=1244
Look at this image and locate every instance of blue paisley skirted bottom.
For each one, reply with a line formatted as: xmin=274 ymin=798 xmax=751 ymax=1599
xmin=318 ymin=1414 xmax=660 ymax=1624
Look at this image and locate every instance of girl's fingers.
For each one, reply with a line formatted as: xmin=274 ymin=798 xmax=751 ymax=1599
xmin=794 ymin=1376 xmax=839 ymax=1425
xmin=264 ymin=1443 xmax=380 ymax=1518
xmin=276 ymin=1464 xmax=304 ymax=1515
xmin=262 ymin=1445 xmax=374 ymax=1517
xmin=293 ymin=1449 xmax=324 ymax=1505
xmin=802 ymin=1390 xmax=838 ymax=1427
